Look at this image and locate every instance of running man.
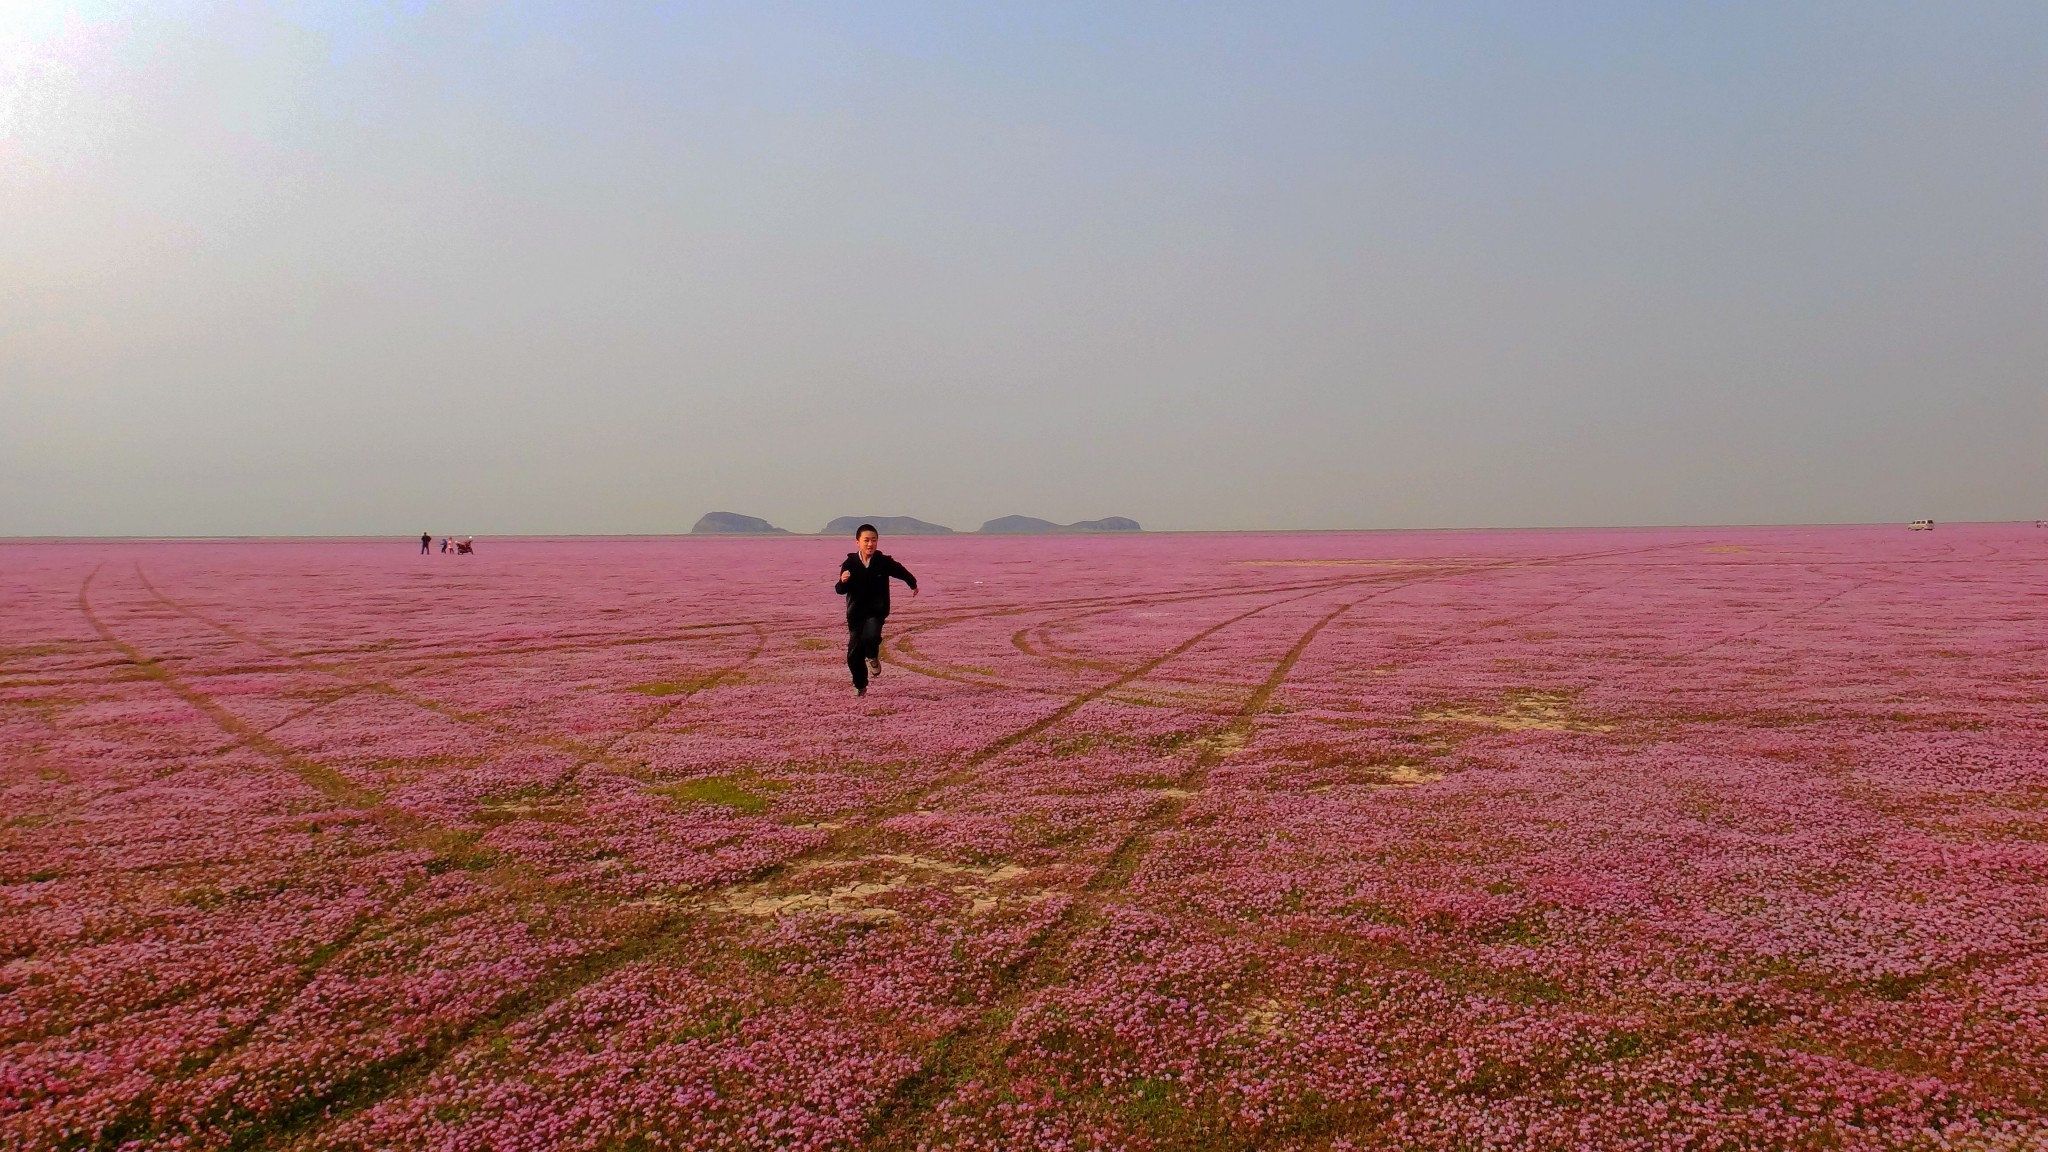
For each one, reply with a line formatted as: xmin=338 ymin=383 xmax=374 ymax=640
xmin=835 ymin=523 xmax=917 ymax=696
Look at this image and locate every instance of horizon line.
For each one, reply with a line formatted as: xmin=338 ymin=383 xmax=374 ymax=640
xmin=3 ymin=519 xmax=2033 ymax=544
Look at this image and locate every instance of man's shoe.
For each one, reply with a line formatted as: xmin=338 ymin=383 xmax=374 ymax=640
xmin=867 ymin=657 xmax=882 ymax=678
xmin=855 ymin=685 xmax=866 ymax=697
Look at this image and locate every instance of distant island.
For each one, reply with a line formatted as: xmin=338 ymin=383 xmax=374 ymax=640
xmin=700 ymin=512 xmax=1142 ymax=536
xmin=980 ymin=515 xmax=1142 ymax=534
xmin=691 ymin=512 xmax=790 ymax=535
xmin=822 ymin=515 xmax=955 ymax=535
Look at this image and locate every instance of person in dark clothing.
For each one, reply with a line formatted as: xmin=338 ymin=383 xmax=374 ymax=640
xmin=835 ymin=524 xmax=916 ymax=696
xmin=421 ymin=532 xmax=432 ymax=554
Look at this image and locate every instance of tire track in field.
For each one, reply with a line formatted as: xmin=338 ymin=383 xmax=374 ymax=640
xmin=818 ymin=550 xmax=1650 ymax=845
xmin=974 ymin=549 xmax=2015 ymax=1139
xmin=72 ymin=569 xmax=729 ymax=1151
xmin=129 ymin=565 xmax=753 ymax=785
xmin=138 ymin=564 xmax=769 ymax=796
xmin=259 ymin=582 xmax=1346 ymax=1151
xmin=866 ymin=557 xmax=1636 ymax=1131
xmin=892 ymin=583 xmax=1372 ymax=693
xmin=127 ymin=562 xmax=1317 ymax=876
xmin=880 ymin=589 xmax=1329 ymax=796
xmin=1086 ymin=594 xmax=1365 ymax=887
xmin=283 ymin=618 xmax=777 ymax=667
xmin=238 ymin=921 xmax=696 ymax=1152
xmin=129 ymin=545 xmax=1677 ymax=1149
xmin=865 ymin=595 xmax=1364 ymax=1148
xmin=882 ymin=566 xmax=1469 ymax=691
xmin=539 ymin=622 xmax=769 ymax=795
xmin=247 ymin=683 xmax=376 ymax=739
xmin=1675 ymin=571 xmax=1886 ymax=660
xmin=96 ymin=609 xmax=766 ymax=1135
xmin=278 ymin=566 xmax=1375 ymax=671
xmin=888 ymin=582 xmax=1368 ymax=688
xmin=731 ymin=544 xmax=1678 ymax=934
xmin=81 ymin=909 xmax=385 ymax=1152
xmin=78 ymin=568 xmax=529 ymax=881
xmin=894 ymin=543 xmax=1679 ymax=693
xmin=1011 ymin=619 xmax=1122 ymax=673
xmin=145 ymin=555 xmax=1606 ymax=1151
xmin=140 ymin=557 xmax=1303 ymax=780
xmin=138 ymin=559 xmax=1367 ymax=798
xmin=81 ymin=569 xmax=617 ymax=1150
xmin=863 ymin=543 xmax=1703 ymax=1148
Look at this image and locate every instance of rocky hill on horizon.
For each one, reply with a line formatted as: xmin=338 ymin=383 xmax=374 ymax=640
xmin=691 ymin=512 xmax=790 ymax=535
xmin=821 ymin=515 xmax=955 ymax=536
xmin=980 ymin=515 xmax=1142 ymax=534
xmin=702 ymin=512 xmax=1142 ymax=536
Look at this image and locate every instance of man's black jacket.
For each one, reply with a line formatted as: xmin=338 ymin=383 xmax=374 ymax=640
xmin=835 ymin=552 xmax=917 ymax=620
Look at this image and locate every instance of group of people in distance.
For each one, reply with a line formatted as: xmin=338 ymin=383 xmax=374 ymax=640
xmin=420 ymin=532 xmax=474 ymax=555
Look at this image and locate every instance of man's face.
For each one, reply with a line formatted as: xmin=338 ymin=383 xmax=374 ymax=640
xmin=857 ymin=530 xmax=878 ymax=560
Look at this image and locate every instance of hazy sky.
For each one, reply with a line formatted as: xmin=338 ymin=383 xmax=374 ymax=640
xmin=4 ymin=2 xmax=2044 ymax=535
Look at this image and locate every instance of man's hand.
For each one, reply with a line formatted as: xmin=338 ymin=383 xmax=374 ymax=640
xmin=909 ymin=585 xmax=919 ymax=597
xmin=838 ymin=570 xmax=850 ymax=584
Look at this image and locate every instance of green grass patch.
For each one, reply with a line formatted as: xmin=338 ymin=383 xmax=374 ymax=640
xmin=628 ymin=672 xmax=739 ymax=697
xmin=671 ymin=1006 xmax=745 ymax=1042
xmin=651 ymin=775 xmax=782 ymax=814
xmin=1871 ymin=971 xmax=1935 ymax=1001
xmin=1124 ymin=1077 xmax=1188 ymax=1130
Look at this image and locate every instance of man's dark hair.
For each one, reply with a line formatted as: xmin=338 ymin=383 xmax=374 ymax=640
xmin=856 ymin=523 xmax=878 ymax=537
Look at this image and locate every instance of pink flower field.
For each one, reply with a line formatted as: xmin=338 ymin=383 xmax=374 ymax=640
xmin=3 ymin=526 xmax=2046 ymax=1152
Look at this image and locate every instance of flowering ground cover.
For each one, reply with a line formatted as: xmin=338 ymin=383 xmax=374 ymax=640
xmin=3 ymin=525 xmax=2045 ymax=1151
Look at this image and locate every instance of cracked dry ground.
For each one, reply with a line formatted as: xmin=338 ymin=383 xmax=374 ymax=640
xmin=5 ymin=527 xmax=2048 ymax=1151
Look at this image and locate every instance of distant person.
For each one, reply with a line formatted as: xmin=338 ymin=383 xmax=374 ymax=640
xmin=440 ymin=536 xmax=450 ymax=554
xmin=421 ymin=532 xmax=432 ymax=554
xmin=835 ymin=524 xmax=917 ymax=696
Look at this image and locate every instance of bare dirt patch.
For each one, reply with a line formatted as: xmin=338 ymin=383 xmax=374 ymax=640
xmin=1421 ymin=689 xmax=1613 ymax=733
xmin=703 ymin=854 xmax=1041 ymax=922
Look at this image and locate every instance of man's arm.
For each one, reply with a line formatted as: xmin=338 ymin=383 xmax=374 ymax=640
xmin=834 ymin=559 xmax=854 ymax=592
xmin=887 ymin=557 xmax=917 ymax=592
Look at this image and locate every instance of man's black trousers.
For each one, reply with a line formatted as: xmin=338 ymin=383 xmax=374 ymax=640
xmin=847 ymin=616 xmax=883 ymax=690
